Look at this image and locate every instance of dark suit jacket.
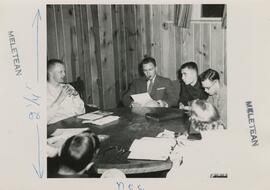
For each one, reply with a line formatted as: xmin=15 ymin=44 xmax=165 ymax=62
xmin=179 ymin=80 xmax=208 ymax=106
xmin=122 ymin=75 xmax=178 ymax=107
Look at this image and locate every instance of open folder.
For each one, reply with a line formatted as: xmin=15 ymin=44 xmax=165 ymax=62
xmin=128 ymin=137 xmax=177 ymax=161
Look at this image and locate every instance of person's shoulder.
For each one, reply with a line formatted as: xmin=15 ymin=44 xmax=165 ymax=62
xmin=156 ymin=75 xmax=172 ymax=83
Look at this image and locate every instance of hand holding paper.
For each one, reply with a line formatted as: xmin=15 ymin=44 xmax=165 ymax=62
xmin=131 ymin=93 xmax=154 ymax=106
xmin=131 ymin=93 xmax=162 ymax=107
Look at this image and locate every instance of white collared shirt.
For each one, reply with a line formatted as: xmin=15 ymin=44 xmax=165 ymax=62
xmin=47 ymin=83 xmax=85 ymax=124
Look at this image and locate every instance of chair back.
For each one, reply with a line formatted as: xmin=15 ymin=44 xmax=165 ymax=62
xmin=70 ymin=77 xmax=85 ymax=101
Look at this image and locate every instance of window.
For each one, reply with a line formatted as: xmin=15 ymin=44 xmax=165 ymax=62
xmin=201 ymin=4 xmax=225 ymax=18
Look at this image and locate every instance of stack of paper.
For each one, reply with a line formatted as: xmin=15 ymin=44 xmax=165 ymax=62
xmin=77 ymin=112 xmax=104 ymax=120
xmin=128 ymin=137 xmax=177 ymax=161
xmin=82 ymin=115 xmax=120 ymax=125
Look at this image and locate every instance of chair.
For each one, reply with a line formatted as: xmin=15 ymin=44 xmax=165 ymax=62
xmin=69 ymin=77 xmax=85 ymax=101
xmin=69 ymin=77 xmax=99 ymax=113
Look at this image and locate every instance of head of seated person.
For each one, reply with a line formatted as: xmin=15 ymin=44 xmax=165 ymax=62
xmin=47 ymin=59 xmax=66 ymax=85
xmin=189 ymin=99 xmax=226 ymax=131
xmin=58 ymin=131 xmax=100 ymax=176
xmin=178 ymin=61 xmax=199 ymax=86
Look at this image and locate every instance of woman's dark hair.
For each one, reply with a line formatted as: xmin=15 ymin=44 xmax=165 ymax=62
xmin=59 ymin=131 xmax=100 ymax=172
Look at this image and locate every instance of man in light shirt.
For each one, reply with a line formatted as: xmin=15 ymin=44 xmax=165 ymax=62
xmin=47 ymin=59 xmax=85 ymax=124
xmin=122 ymin=57 xmax=178 ymax=107
xmin=200 ymin=69 xmax=227 ymax=126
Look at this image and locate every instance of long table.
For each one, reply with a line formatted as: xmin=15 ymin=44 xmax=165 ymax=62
xmin=47 ymin=107 xmax=190 ymax=177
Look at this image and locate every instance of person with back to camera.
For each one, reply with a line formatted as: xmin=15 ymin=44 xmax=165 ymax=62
xmin=178 ymin=62 xmax=208 ymax=110
xmin=167 ymin=99 xmax=227 ymax=179
xmin=47 ymin=59 xmax=85 ymax=124
xmin=47 ymin=130 xmax=100 ymax=177
xmin=122 ymin=57 xmax=178 ymax=108
xmin=200 ymin=68 xmax=227 ymax=126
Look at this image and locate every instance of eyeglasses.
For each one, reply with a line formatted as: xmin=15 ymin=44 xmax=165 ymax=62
xmin=204 ymin=81 xmax=216 ymax=91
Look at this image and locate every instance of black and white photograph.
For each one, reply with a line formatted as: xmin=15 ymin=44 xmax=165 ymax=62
xmin=1 ymin=0 xmax=270 ymax=189
xmin=46 ymin=4 xmax=228 ymax=178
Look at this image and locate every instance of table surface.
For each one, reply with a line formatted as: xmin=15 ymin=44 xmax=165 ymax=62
xmin=47 ymin=107 xmax=190 ymax=176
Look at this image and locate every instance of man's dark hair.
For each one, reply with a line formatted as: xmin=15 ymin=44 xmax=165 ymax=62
xmin=200 ymin=69 xmax=220 ymax=82
xmin=59 ymin=131 xmax=100 ymax=172
xmin=177 ymin=62 xmax=198 ymax=80
xmin=140 ymin=57 xmax=156 ymax=67
xmin=180 ymin=62 xmax=198 ymax=73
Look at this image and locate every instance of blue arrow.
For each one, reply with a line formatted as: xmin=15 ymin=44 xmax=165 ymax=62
xmin=32 ymin=124 xmax=43 ymax=178
xmin=32 ymin=9 xmax=41 ymax=83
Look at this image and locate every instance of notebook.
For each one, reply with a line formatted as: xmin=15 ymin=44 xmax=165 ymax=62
xmin=145 ymin=108 xmax=185 ymax=122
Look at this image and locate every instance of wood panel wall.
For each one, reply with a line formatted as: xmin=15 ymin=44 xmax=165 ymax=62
xmin=47 ymin=4 xmax=226 ymax=109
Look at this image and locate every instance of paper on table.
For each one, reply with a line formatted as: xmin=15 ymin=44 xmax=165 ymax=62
xmin=48 ymin=128 xmax=89 ymax=148
xmin=51 ymin=128 xmax=89 ymax=137
xmin=128 ymin=137 xmax=177 ymax=161
xmin=82 ymin=115 xmax=120 ymax=125
xmin=131 ymin=93 xmax=154 ymax=106
xmin=77 ymin=112 xmax=104 ymax=120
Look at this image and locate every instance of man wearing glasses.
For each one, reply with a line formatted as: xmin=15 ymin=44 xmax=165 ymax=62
xmin=200 ymin=69 xmax=227 ymax=125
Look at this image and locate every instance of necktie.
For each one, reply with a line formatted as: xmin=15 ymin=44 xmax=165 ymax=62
xmin=148 ymin=79 xmax=154 ymax=94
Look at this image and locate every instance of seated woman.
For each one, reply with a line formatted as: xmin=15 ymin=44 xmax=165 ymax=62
xmin=47 ymin=130 xmax=100 ymax=178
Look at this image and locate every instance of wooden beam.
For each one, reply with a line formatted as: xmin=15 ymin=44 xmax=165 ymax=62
xmin=91 ymin=5 xmax=104 ymax=108
xmin=61 ymin=5 xmax=76 ymax=81
xmin=98 ymin=5 xmax=116 ymax=109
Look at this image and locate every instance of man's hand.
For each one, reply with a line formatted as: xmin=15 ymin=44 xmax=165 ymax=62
xmin=157 ymin=100 xmax=168 ymax=107
xmin=63 ymin=84 xmax=79 ymax=97
xmin=130 ymin=101 xmax=143 ymax=108
xmin=179 ymin=102 xmax=191 ymax=111
xmin=53 ymin=85 xmax=78 ymax=107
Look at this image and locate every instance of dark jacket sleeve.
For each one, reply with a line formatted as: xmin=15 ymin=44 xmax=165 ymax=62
xmin=122 ymin=81 xmax=137 ymax=107
xmin=164 ymin=79 xmax=179 ymax=107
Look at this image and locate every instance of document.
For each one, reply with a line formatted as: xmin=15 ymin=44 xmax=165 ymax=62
xmin=128 ymin=137 xmax=177 ymax=161
xmin=131 ymin=93 xmax=154 ymax=106
xmin=50 ymin=128 xmax=89 ymax=137
xmin=82 ymin=115 xmax=120 ymax=125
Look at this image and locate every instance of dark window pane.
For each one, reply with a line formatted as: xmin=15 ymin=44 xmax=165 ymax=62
xmin=202 ymin=4 xmax=225 ymax=18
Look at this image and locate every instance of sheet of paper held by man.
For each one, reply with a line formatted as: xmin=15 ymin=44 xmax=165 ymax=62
xmin=131 ymin=92 xmax=154 ymax=106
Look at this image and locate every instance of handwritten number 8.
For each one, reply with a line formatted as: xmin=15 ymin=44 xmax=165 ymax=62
xmin=29 ymin=112 xmax=40 ymax=120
